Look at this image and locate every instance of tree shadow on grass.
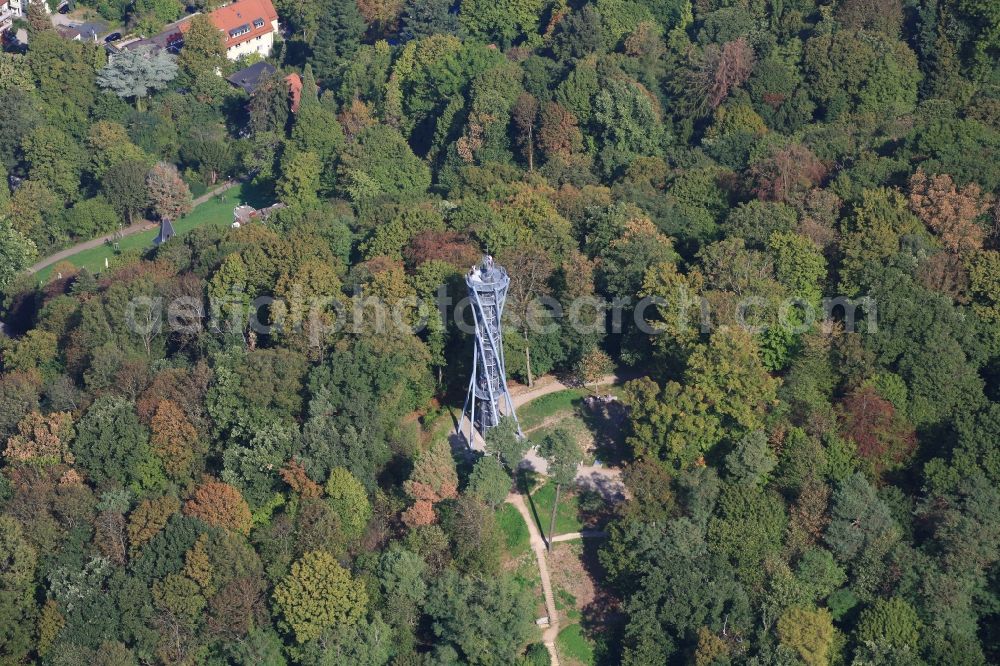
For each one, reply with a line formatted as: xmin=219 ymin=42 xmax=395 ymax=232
xmin=516 ymin=469 xmax=548 ymax=542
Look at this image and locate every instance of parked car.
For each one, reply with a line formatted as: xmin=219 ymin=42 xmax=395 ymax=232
xmin=104 ymin=31 xmax=121 ymax=42
xmin=57 ymin=4 xmax=70 ymax=14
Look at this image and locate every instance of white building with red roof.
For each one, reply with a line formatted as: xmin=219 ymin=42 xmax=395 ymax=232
xmin=204 ymin=0 xmax=278 ymax=60
xmin=157 ymin=0 xmax=279 ymax=61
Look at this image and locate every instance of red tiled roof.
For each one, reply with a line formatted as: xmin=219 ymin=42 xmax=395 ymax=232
xmin=177 ymin=0 xmax=277 ymax=49
xmin=210 ymin=0 xmax=277 ymax=48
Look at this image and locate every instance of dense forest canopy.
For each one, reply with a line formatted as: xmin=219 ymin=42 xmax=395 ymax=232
xmin=0 ymin=0 xmax=999 ymax=663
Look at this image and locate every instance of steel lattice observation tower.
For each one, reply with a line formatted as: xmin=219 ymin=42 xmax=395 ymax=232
xmin=459 ymin=255 xmax=522 ymax=446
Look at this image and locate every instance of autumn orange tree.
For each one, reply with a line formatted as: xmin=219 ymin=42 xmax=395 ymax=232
xmin=402 ymin=439 xmax=458 ymax=528
xmin=150 ymin=400 xmax=201 ymax=481
xmin=3 ymin=411 xmax=74 ymax=466
xmin=183 ymin=479 xmax=253 ymax=535
xmin=908 ymin=169 xmax=992 ymax=256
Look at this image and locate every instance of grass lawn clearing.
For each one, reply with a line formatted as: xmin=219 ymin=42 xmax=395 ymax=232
xmin=516 ymin=389 xmax=588 ymax=430
xmin=557 ymin=624 xmax=596 ymax=665
xmin=526 ymin=481 xmax=584 ymax=539
xmin=35 ymin=182 xmax=269 ymax=283
xmin=497 ymin=502 xmax=531 ymax=557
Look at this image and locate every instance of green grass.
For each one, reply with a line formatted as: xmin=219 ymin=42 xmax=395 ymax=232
xmin=34 ymin=182 xmax=266 ymax=283
xmin=517 ymin=389 xmax=588 ymax=430
xmin=556 ymin=625 xmax=595 ymax=665
xmin=497 ymin=502 xmax=531 ymax=558
xmin=528 ymin=482 xmax=584 ymax=539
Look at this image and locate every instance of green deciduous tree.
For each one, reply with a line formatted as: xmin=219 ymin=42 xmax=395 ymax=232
xmin=177 ymin=15 xmax=229 ymax=102
xmin=467 ymin=455 xmax=512 ymax=508
xmin=0 ymin=516 xmax=36 ymax=664
xmin=324 ymin=467 xmax=372 ymax=540
xmin=277 ymin=150 xmax=322 ymax=208
xmin=459 ymin=0 xmax=544 ymax=47
xmin=103 ymin=159 xmax=150 ymax=225
xmin=0 ymin=221 xmax=37 ymax=293
xmin=22 ymin=126 xmax=86 ymax=204
xmin=73 ymin=395 xmax=159 ymax=489
xmin=338 ymin=125 xmax=431 ymax=203
xmin=484 ymin=417 xmax=527 ymax=471
xmin=686 ymin=326 xmax=779 ymax=432
xmin=273 ymin=550 xmax=368 ymax=643
xmin=425 ymin=568 xmax=534 ymax=663
xmin=854 ymin=597 xmax=923 ymax=664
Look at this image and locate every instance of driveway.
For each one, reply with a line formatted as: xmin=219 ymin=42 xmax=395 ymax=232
xmin=50 ymin=11 xmax=109 ymax=40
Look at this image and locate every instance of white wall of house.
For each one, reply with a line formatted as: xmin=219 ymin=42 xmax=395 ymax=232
xmin=8 ymin=0 xmax=50 ymax=17
xmin=0 ymin=0 xmax=13 ymax=32
xmin=224 ymin=28 xmax=274 ymax=60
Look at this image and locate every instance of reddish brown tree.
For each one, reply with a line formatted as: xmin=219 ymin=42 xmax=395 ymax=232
xmin=183 ymin=479 xmax=253 ymax=535
xmin=146 ymin=162 xmax=193 ymax=221
xmin=538 ymin=102 xmax=583 ymax=159
xmin=404 ymin=439 xmax=459 ymax=504
xmin=4 ymin=411 xmax=74 ymax=465
xmin=356 ymin=0 xmax=403 ymax=32
xmin=280 ymin=460 xmax=323 ymax=498
xmin=403 ymin=230 xmax=481 ymax=270
xmin=688 ymin=37 xmax=755 ymax=113
xmin=786 ymin=479 xmax=831 ymax=554
xmin=917 ymin=252 xmax=969 ymax=302
xmin=338 ymin=98 xmax=377 ymax=142
xmin=836 ymin=0 xmax=904 ymax=35
xmin=95 ymin=509 xmax=129 ymax=565
xmin=136 ymin=363 xmax=212 ymax=426
xmin=206 ymin=576 xmax=267 ymax=640
xmin=128 ymin=495 xmax=181 ymax=555
xmin=500 ymin=244 xmax=555 ymax=388
xmin=839 ymin=386 xmax=916 ymax=475
xmin=401 ymin=499 xmax=437 ymax=528
xmin=750 ymin=144 xmax=826 ymax=203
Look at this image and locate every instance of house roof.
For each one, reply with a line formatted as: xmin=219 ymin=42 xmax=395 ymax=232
xmin=226 ymin=61 xmax=277 ymax=94
xmin=205 ymin=0 xmax=277 ymax=50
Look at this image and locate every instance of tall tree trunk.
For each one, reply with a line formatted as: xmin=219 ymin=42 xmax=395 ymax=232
xmin=523 ymin=329 xmax=533 ymax=388
xmin=527 ymin=127 xmax=534 ymax=172
xmin=547 ymin=482 xmax=560 ymax=551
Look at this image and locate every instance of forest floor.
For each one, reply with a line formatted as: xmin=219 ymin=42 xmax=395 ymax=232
xmin=28 ymin=179 xmax=247 ymax=280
